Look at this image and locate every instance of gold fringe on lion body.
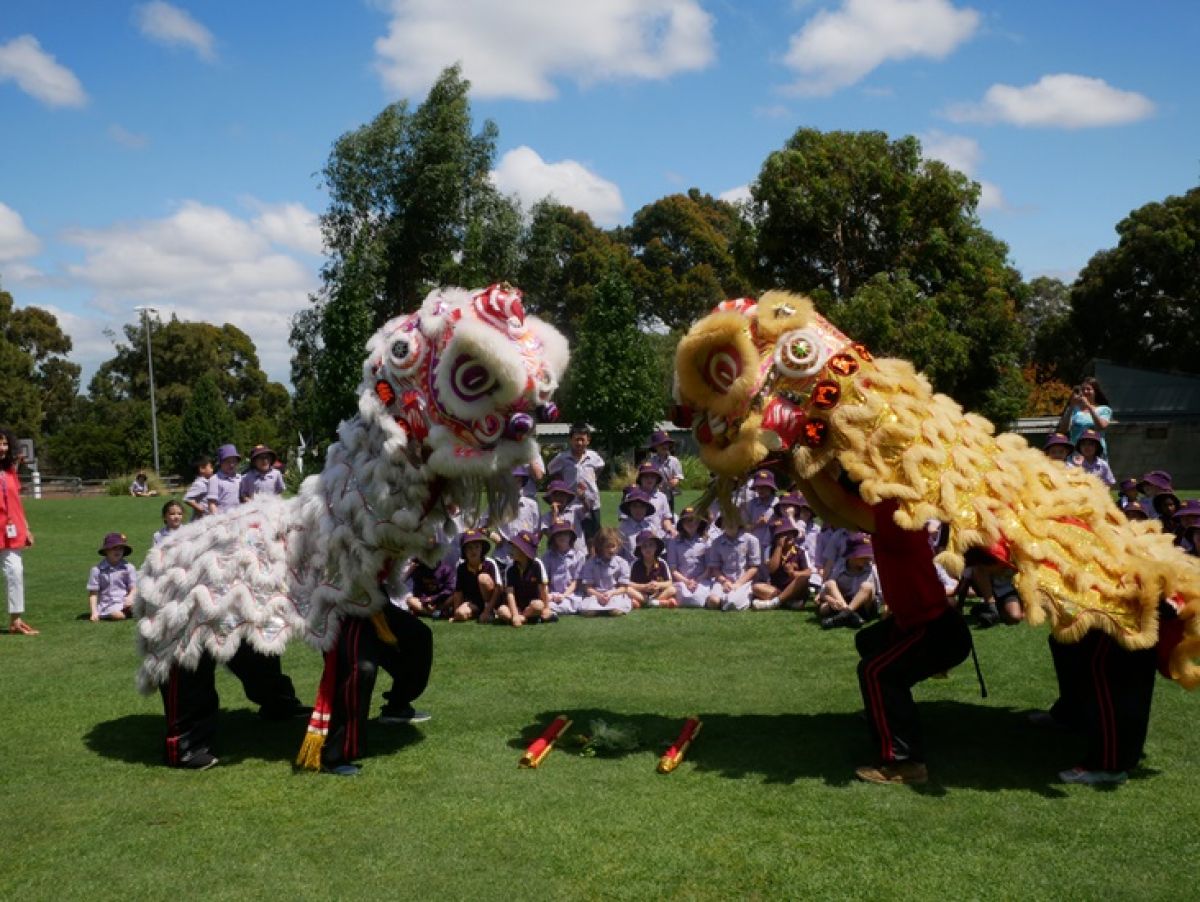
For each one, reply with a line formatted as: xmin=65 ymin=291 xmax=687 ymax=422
xmin=675 ymin=291 xmax=1200 ymax=687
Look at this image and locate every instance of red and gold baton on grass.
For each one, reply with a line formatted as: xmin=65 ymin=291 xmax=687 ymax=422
xmin=658 ymin=716 xmax=702 ymax=774
xmin=519 ymin=715 xmax=572 ymax=768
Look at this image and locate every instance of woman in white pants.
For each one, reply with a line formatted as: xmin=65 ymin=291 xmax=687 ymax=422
xmin=1 ymin=428 xmax=36 ymax=635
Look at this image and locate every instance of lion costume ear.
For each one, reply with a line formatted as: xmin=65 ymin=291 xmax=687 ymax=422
xmin=675 ymin=311 xmax=762 ymax=417
xmin=755 ymin=291 xmax=815 ymax=342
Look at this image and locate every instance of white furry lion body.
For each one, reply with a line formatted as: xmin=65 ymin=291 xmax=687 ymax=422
xmin=134 ymin=284 xmax=568 ymax=692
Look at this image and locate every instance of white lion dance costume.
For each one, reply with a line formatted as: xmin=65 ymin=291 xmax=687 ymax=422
xmin=134 ymin=284 xmax=568 ymax=767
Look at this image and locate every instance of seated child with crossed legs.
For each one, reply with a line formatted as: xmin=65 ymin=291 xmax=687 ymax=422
xmin=817 ymin=533 xmax=878 ymax=629
xmin=628 ymin=530 xmax=676 ymax=608
xmin=752 ymin=517 xmax=813 ymax=610
xmin=575 ymin=527 xmax=641 ymax=616
xmin=446 ymin=528 xmax=502 ymax=622
xmin=502 ymin=530 xmax=555 ymax=626
xmin=88 ymin=532 xmax=137 ymax=621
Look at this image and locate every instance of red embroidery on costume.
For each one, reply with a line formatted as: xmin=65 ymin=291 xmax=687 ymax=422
xmin=803 ymin=418 xmax=828 ymax=447
xmin=375 ymin=380 xmax=395 ymax=406
xmin=812 ymin=381 xmax=841 ymax=410
xmin=852 ymin=342 xmax=873 ymax=361
xmin=828 ymin=353 xmax=859 ymax=377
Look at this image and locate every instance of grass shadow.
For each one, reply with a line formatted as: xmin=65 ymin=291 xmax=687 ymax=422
xmin=519 ymin=701 xmax=1108 ymax=797
xmin=85 ymin=709 xmax=425 ymax=768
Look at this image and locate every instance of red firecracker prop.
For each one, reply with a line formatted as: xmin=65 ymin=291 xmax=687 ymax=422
xmin=519 ymin=715 xmax=572 ymax=768
xmin=658 ymin=717 xmax=702 ymax=774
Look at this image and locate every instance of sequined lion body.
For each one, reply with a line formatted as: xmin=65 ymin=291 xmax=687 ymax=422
xmin=674 ymin=291 xmax=1200 ymax=687
xmin=134 ymin=284 xmax=568 ymax=692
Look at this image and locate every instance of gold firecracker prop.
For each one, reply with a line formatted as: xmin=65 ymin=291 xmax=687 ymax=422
xmin=658 ymin=717 xmax=702 ymax=774
xmin=520 ymin=715 xmax=572 ymax=768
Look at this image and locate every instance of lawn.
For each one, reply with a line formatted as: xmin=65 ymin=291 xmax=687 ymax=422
xmin=2 ymin=494 xmax=1198 ymax=900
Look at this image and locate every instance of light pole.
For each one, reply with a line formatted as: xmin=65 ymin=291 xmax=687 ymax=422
xmin=134 ymin=306 xmax=160 ymax=475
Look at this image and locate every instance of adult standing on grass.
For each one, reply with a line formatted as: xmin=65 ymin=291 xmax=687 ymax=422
xmin=1057 ymin=376 xmax=1114 ymax=456
xmin=1 ymin=428 xmax=36 ymax=635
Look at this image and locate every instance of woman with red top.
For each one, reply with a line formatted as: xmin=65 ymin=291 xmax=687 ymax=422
xmin=1 ymin=428 xmax=36 ymax=636
xmin=806 ymin=465 xmax=971 ymax=785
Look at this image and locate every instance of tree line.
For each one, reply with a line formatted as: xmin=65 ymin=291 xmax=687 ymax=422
xmin=3 ymin=64 xmax=1197 ymax=477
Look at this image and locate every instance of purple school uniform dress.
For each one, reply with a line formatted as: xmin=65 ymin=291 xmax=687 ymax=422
xmin=87 ymin=559 xmax=137 ymax=617
xmin=1078 ymin=456 xmax=1116 ymax=488
xmin=814 ymin=526 xmax=850 ymax=577
xmin=184 ymin=475 xmax=209 ymax=521
xmin=741 ymin=495 xmax=776 ymax=573
xmin=649 ymin=452 xmax=684 ymax=501
xmin=206 ymin=471 xmax=241 ymax=514
xmin=152 ymin=525 xmax=180 ymax=547
xmin=618 ymin=516 xmax=661 ymax=562
xmin=240 ymin=468 xmax=285 ymax=500
xmin=539 ymin=505 xmax=587 ymax=556
xmin=576 ymin=554 xmax=634 ymax=614
xmin=505 ymin=558 xmax=548 ymax=612
xmin=490 ymin=496 xmax=540 ymax=566
xmin=547 ymin=449 xmax=605 ymax=514
xmin=541 ymin=546 xmax=583 ymax=614
xmin=829 ymin=559 xmax=878 ymax=602
xmin=667 ymin=533 xmax=710 ymax=608
xmin=699 ymin=531 xmax=761 ymax=611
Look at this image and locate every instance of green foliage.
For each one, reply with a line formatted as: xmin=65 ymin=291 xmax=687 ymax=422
xmin=173 ymin=373 xmax=236 ymax=476
xmin=0 ymin=283 xmax=80 ymax=439
xmin=105 ymin=471 xmax=168 ymax=497
xmin=560 ymin=273 xmax=665 ymax=461
xmin=678 ymin=453 xmax=711 ymax=490
xmin=750 ymin=128 xmax=1027 ymax=422
xmin=1067 ymin=186 xmax=1200 ymax=376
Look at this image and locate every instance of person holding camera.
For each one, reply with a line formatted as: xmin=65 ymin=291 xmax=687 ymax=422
xmin=1057 ymin=376 xmax=1114 ymax=456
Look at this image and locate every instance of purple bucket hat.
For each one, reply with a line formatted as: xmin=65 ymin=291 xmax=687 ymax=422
xmin=620 ymin=487 xmax=654 ymax=517
xmin=771 ymin=517 xmax=800 ymax=539
xmin=1138 ymin=471 xmax=1174 ymax=493
xmin=459 ymin=527 xmax=492 ymax=556
xmin=547 ymin=518 xmax=577 ymax=542
xmin=750 ymin=469 xmax=777 ymax=491
xmin=1123 ymin=500 xmax=1150 ymax=521
xmin=511 ymin=464 xmax=532 ymax=481
xmin=774 ymin=492 xmax=810 ymax=517
xmin=636 ymin=461 xmax=663 ymax=484
xmin=216 ymin=443 xmax=241 ymax=464
xmin=645 ymin=429 xmax=676 ymax=450
xmin=635 ymin=529 xmax=666 ymax=557
xmin=98 ymin=531 xmax=133 ymax=556
xmin=1119 ymin=477 xmax=1139 ymax=492
xmin=845 ymin=533 xmax=874 ymax=560
xmin=1043 ymin=433 xmax=1073 ymax=451
xmin=1074 ymin=429 xmax=1105 ymax=454
xmin=509 ymin=529 xmax=540 ymax=560
xmin=1174 ymin=499 xmax=1200 ymax=524
xmin=543 ymin=479 xmax=576 ymax=503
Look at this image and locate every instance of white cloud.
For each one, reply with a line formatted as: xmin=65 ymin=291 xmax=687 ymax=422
xmin=0 ymin=202 xmax=42 ymax=261
xmin=491 ymin=147 xmax=624 ymax=226
xmin=0 ymin=35 xmax=87 ymax=108
xmin=247 ymin=201 xmax=324 ymax=256
xmin=920 ymin=130 xmax=1006 ymax=211
xmin=783 ymin=0 xmax=979 ymax=96
xmin=108 ymin=124 xmax=149 ymax=149
xmin=373 ymin=0 xmax=715 ymax=100
xmin=718 ymin=185 xmax=752 ymax=205
xmin=944 ymin=73 xmax=1155 ymax=128
xmin=63 ymin=200 xmax=322 ymax=382
xmin=134 ymin=2 xmax=216 ymax=62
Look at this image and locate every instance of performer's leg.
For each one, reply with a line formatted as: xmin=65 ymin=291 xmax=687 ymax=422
xmin=321 ymin=618 xmax=380 ymax=769
xmin=225 ymin=644 xmax=305 ymax=719
xmin=1079 ymin=634 xmax=1158 ymax=774
xmin=1045 ymin=634 xmax=1089 ymax=728
xmin=161 ymin=654 xmax=219 ymax=768
xmin=379 ymin=607 xmax=433 ymax=720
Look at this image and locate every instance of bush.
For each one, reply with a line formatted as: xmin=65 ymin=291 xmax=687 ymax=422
xmin=607 ymin=457 xmax=639 ymax=492
xmin=106 ymin=471 xmax=169 ymax=497
xmin=678 ymin=454 xmax=712 ymax=490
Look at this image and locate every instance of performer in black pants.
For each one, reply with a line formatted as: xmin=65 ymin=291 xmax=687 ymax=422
xmin=320 ymin=603 xmax=433 ymax=775
xmin=161 ymin=644 xmax=306 ymax=770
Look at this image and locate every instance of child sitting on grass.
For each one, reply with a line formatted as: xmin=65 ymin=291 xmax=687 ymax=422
xmin=699 ymin=516 xmax=761 ymax=611
xmin=540 ymin=480 xmax=588 ymax=556
xmin=617 ymin=489 xmax=661 ymax=562
xmin=576 ymin=527 xmax=640 ymax=616
xmin=88 ymin=532 xmax=137 ymax=621
xmin=959 ymin=542 xmax=1022 ymax=627
xmin=153 ymin=500 xmax=185 ymax=546
xmin=541 ymin=519 xmax=582 ymax=616
xmin=817 ymin=534 xmax=877 ymax=629
xmin=668 ymin=507 xmax=710 ymax=609
xmin=503 ymin=530 xmax=554 ymax=625
xmin=446 ymin=529 xmax=502 ymax=622
xmin=752 ymin=517 xmax=812 ymax=611
xmin=402 ymin=557 xmax=455 ymax=617
xmin=629 ymin=530 xmax=676 ymax=608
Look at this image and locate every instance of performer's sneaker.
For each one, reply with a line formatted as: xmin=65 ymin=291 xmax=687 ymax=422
xmin=821 ymin=609 xmax=863 ymax=630
xmin=974 ymin=602 xmax=1000 ymax=627
xmin=1058 ymin=766 xmax=1127 ymax=785
xmin=855 ymin=761 xmax=928 ymax=785
xmin=324 ymin=764 xmax=361 ymax=777
xmin=752 ymin=598 xmax=780 ymax=611
xmin=379 ymin=708 xmax=432 ymax=725
xmin=179 ymin=750 xmax=219 ymax=771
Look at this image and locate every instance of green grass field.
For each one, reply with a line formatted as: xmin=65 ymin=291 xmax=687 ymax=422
xmin=2 ymin=494 xmax=1198 ymax=900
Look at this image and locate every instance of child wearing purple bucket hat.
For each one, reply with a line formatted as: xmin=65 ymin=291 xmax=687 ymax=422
xmin=818 ymin=533 xmax=878 ymax=629
xmin=1072 ymin=429 xmax=1115 ymax=487
xmin=446 ymin=529 xmax=502 ymax=622
xmin=626 ymin=461 xmax=675 ymax=537
xmin=88 ymin=532 xmax=137 ymax=621
xmin=240 ymin=445 xmax=285 ymax=502
xmin=502 ymin=530 xmax=553 ymax=626
xmin=487 ymin=466 xmax=540 ymax=567
xmin=540 ymin=480 xmax=587 ymax=556
xmin=668 ymin=507 xmax=711 ymax=608
xmin=617 ymin=488 xmax=662 ymax=562
xmin=207 ymin=444 xmax=242 ymax=515
xmin=698 ymin=514 xmax=761 ymax=612
xmin=645 ymin=429 xmax=684 ymax=512
xmin=1042 ymin=433 xmax=1073 ymax=463
xmin=741 ymin=469 xmax=778 ymax=572
xmin=542 ymin=519 xmax=583 ymax=615
xmin=629 ymin=529 xmax=675 ymax=608
xmin=1117 ymin=477 xmax=1139 ymax=510
xmin=752 ymin=517 xmax=813 ymax=611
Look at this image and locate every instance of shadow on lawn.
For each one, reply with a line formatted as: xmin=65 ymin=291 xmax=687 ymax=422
xmin=516 ymin=701 xmax=1107 ymax=797
xmin=85 ymin=710 xmax=425 ymax=768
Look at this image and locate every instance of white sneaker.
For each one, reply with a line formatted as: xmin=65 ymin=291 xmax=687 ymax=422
xmin=647 ymin=598 xmax=661 ymax=608
xmin=752 ymin=598 xmax=780 ymax=611
xmin=1059 ymin=766 xmax=1127 ymax=785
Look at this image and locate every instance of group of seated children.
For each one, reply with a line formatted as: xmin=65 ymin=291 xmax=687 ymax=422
xmin=181 ymin=443 xmax=285 ymax=521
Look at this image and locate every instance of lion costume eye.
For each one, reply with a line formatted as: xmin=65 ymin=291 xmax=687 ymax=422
xmin=387 ymin=332 xmax=423 ymax=377
xmin=774 ymin=328 xmax=829 ymax=379
xmin=449 ymin=354 xmax=497 ymax=402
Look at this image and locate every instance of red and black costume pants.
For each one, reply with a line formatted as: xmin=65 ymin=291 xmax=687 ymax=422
xmin=321 ymin=606 xmax=433 ymax=769
xmin=1047 ymin=632 xmax=1157 ymax=773
xmin=161 ymin=644 xmax=303 ymax=766
xmin=855 ymin=606 xmax=972 ymax=764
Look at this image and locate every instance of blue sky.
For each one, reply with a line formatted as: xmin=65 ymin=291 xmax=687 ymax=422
xmin=1 ymin=1 xmax=1197 ymax=386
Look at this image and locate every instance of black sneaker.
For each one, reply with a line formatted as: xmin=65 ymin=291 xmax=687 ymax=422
xmin=179 ymin=749 xmax=219 ymax=770
xmin=378 ymin=708 xmax=432 ymax=725
xmin=975 ymin=602 xmax=1000 ymax=628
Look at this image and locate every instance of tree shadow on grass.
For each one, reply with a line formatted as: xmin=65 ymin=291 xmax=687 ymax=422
xmin=84 ymin=710 xmax=425 ymax=768
xmin=515 ymin=701 xmax=1134 ymax=798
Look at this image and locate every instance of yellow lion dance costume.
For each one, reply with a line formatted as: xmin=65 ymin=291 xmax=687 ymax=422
xmin=674 ymin=292 xmax=1200 ymax=687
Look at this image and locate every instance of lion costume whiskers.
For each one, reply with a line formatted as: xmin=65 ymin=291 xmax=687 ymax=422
xmin=134 ymin=284 xmax=567 ymax=693
xmin=674 ymin=291 xmax=1200 ymax=687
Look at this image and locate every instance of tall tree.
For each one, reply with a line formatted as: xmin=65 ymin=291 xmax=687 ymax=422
xmin=174 ymin=373 xmax=237 ymax=476
xmin=561 ymin=272 xmax=664 ymax=462
xmin=0 ymin=283 xmax=80 ymax=439
xmin=294 ymin=65 xmax=504 ymax=443
xmin=749 ymin=128 xmax=1027 ymax=423
xmin=620 ymin=189 xmax=754 ymax=331
xmin=1067 ymin=186 xmax=1200 ymax=375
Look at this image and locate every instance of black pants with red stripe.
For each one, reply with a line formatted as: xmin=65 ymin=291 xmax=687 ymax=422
xmin=321 ymin=607 xmax=433 ymax=769
xmin=855 ymin=607 xmax=972 ymax=764
xmin=1047 ymin=632 xmax=1157 ymax=772
xmin=161 ymin=644 xmax=302 ymax=765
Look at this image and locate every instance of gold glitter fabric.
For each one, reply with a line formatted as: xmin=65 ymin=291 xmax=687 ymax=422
xmin=674 ymin=291 xmax=1200 ymax=687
